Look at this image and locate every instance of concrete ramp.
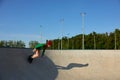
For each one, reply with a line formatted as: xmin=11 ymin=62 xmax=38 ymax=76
xmin=0 ymin=48 xmax=58 ymax=80
xmin=46 ymin=50 xmax=120 ymax=80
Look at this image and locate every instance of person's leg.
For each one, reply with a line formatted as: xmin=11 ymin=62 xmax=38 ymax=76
xmin=28 ymin=49 xmax=40 ymax=63
xmin=31 ymin=49 xmax=40 ymax=58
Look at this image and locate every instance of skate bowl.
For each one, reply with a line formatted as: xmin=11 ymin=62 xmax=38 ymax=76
xmin=0 ymin=48 xmax=58 ymax=80
xmin=0 ymin=48 xmax=120 ymax=80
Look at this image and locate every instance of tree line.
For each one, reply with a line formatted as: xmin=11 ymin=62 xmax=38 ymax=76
xmin=0 ymin=40 xmax=25 ymax=48
xmin=51 ymin=28 xmax=120 ymax=50
xmin=0 ymin=40 xmax=39 ymax=48
xmin=0 ymin=29 xmax=120 ymax=49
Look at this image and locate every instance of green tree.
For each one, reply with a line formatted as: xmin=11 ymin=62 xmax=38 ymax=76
xmin=16 ymin=40 xmax=25 ymax=48
xmin=0 ymin=40 xmax=4 ymax=47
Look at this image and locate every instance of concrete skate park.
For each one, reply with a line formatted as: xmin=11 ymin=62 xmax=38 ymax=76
xmin=0 ymin=48 xmax=120 ymax=80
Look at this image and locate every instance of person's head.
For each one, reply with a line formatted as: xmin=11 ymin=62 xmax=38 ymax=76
xmin=46 ymin=40 xmax=52 ymax=47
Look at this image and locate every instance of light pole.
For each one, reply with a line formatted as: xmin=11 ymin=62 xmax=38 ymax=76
xmin=72 ymin=39 xmax=74 ymax=49
xmin=80 ymin=12 xmax=86 ymax=50
xmin=92 ymin=32 xmax=96 ymax=49
xmin=58 ymin=37 xmax=60 ymax=50
xmin=60 ymin=18 xmax=64 ymax=50
xmin=94 ymin=34 xmax=96 ymax=49
xmin=115 ymin=29 xmax=116 ymax=50
xmin=40 ymin=25 xmax=42 ymax=43
xmin=67 ymin=33 xmax=70 ymax=49
xmin=53 ymin=40 xmax=54 ymax=49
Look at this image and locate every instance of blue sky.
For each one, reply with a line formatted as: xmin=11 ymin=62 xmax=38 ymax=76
xmin=0 ymin=0 xmax=120 ymax=47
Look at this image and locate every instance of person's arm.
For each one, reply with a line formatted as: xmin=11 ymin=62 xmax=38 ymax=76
xmin=41 ymin=45 xmax=47 ymax=57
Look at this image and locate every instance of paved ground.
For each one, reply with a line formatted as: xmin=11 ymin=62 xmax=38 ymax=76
xmin=0 ymin=48 xmax=120 ymax=80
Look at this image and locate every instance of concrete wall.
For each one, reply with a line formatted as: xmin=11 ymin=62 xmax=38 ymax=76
xmin=45 ymin=50 xmax=120 ymax=80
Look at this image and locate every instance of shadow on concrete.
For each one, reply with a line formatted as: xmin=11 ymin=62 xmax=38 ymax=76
xmin=56 ymin=63 xmax=89 ymax=70
xmin=0 ymin=48 xmax=58 ymax=80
